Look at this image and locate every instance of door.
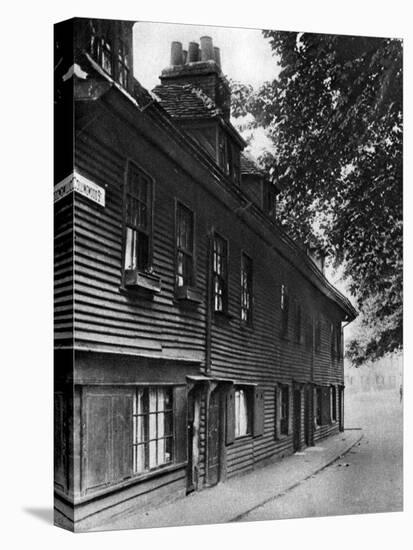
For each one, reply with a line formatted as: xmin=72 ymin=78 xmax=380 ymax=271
xmin=293 ymin=388 xmax=302 ymax=452
xmin=187 ymin=388 xmax=195 ymax=493
xmin=207 ymin=388 xmax=220 ymax=486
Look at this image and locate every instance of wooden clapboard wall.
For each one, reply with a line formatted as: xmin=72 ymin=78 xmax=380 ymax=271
xmin=68 ymin=84 xmax=348 ymax=489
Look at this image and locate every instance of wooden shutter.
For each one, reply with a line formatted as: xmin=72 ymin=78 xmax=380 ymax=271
xmin=174 ymin=386 xmax=188 ymax=463
xmin=85 ymin=393 xmax=112 ymax=491
xmin=226 ymin=386 xmax=235 ymax=445
xmin=111 ymin=391 xmax=134 ymax=482
xmin=253 ymin=387 xmax=265 ymax=437
xmin=321 ymin=387 xmax=331 ymax=425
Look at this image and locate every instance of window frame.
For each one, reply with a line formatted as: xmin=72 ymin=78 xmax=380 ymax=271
xmin=240 ymin=251 xmax=253 ymax=325
xmin=280 ymin=284 xmax=290 ymax=339
xmin=212 ymin=232 xmax=229 ymax=314
xmin=122 ymin=161 xmax=154 ymax=278
xmin=117 ymin=38 xmax=130 ymax=88
xmin=132 ymin=386 xmax=174 ymax=474
xmin=175 ymin=200 xmax=196 ymax=290
xmin=279 ymin=384 xmax=290 ymax=436
xmin=315 ymin=386 xmax=323 ymax=427
xmin=294 ymin=299 xmax=302 ymax=344
xmin=234 ymin=385 xmax=253 ymax=439
xmin=330 ymin=385 xmax=337 ymax=422
xmin=314 ymin=315 xmax=322 ymax=352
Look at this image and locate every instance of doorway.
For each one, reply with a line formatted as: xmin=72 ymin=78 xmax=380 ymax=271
xmin=206 ymin=387 xmax=220 ymax=486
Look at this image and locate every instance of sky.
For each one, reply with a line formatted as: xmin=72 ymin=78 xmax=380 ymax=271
xmin=133 ymin=21 xmax=281 ymax=91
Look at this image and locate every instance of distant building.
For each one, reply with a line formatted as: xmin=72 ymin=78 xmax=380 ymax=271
xmin=344 ymin=352 xmax=402 ymax=393
xmin=54 ymin=18 xmax=357 ymax=531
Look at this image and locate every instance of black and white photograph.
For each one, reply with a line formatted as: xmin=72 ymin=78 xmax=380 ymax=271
xmin=2 ymin=1 xmax=409 ymax=547
xmin=53 ymin=15 xmax=402 ymax=532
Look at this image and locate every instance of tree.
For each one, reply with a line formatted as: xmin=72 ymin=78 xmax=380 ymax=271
xmin=231 ymin=32 xmax=402 ymax=364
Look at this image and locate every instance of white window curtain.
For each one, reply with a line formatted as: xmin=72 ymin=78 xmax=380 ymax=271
xmin=235 ymin=389 xmax=249 ymax=437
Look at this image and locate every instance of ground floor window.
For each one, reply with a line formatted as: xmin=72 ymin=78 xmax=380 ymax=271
xmin=315 ymin=387 xmax=323 ymax=426
xmin=330 ymin=385 xmax=337 ymax=422
xmin=280 ymin=385 xmax=290 ymax=435
xmin=235 ymin=387 xmax=252 ymax=438
xmin=133 ymin=387 xmax=174 ymax=473
xmin=81 ymin=385 xmax=185 ymax=495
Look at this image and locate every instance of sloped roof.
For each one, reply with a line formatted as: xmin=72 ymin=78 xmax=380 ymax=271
xmin=240 ymin=152 xmax=266 ymax=176
xmin=152 ymin=83 xmax=222 ymax=119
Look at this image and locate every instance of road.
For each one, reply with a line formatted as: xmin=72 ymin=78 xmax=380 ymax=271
xmin=240 ymin=389 xmax=403 ymax=521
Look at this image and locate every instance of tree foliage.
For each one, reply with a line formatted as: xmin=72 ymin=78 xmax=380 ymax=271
xmin=231 ymin=32 xmax=402 ymax=364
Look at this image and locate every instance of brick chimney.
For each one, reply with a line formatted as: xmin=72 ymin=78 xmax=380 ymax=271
xmin=160 ymin=37 xmax=231 ymax=120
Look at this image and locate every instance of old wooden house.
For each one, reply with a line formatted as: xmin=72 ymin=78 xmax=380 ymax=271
xmin=54 ymin=17 xmax=357 ymax=531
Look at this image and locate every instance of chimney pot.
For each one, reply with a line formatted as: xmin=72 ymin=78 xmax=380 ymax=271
xmin=214 ymin=46 xmax=221 ymax=69
xmin=200 ymin=36 xmax=214 ymax=61
xmin=188 ymin=41 xmax=200 ymax=62
xmin=170 ymin=41 xmax=183 ymax=65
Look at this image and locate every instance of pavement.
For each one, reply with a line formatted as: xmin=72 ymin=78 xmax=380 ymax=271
xmin=242 ymin=390 xmax=403 ymax=522
xmin=98 ymin=428 xmax=363 ymax=531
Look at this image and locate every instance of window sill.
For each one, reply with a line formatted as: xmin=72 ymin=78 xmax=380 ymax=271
xmin=124 ymin=269 xmax=162 ymax=293
xmin=56 ymin=461 xmax=187 ymax=506
xmin=276 ymin=432 xmax=290 ymax=440
xmin=234 ymin=433 xmax=252 ymax=442
xmin=213 ymin=310 xmax=233 ymax=321
xmin=175 ymin=285 xmax=203 ymax=304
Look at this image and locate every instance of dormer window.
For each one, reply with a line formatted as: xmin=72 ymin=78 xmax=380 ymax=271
xmin=90 ymin=33 xmax=113 ymax=76
xmin=117 ymin=39 xmax=130 ymax=88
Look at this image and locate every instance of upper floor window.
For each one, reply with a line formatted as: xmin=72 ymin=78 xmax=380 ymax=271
xmin=241 ymin=253 xmax=253 ymax=324
xmin=305 ymin=313 xmax=313 ymax=349
xmin=91 ymin=33 xmax=113 ymax=76
xmin=294 ymin=300 xmax=302 ymax=343
xmin=117 ymin=39 xmax=130 ymax=88
xmin=315 ymin=316 xmax=322 ymax=352
xmin=176 ymin=203 xmax=194 ymax=288
xmin=213 ymin=233 xmax=228 ymax=313
xmin=124 ymin=164 xmax=152 ymax=272
xmin=280 ymin=284 xmax=289 ymax=338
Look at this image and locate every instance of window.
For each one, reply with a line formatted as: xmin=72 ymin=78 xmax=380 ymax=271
xmin=263 ymin=182 xmax=276 ymax=218
xmin=305 ymin=314 xmax=313 ymax=349
xmin=133 ymin=387 xmax=174 ymax=473
xmin=234 ymin=387 xmax=252 ymax=438
xmin=315 ymin=387 xmax=322 ymax=426
xmin=117 ymin=39 xmax=130 ymax=88
xmin=280 ymin=284 xmax=289 ymax=338
xmin=330 ymin=322 xmax=342 ymax=359
xmin=90 ymin=33 xmax=113 ymax=76
xmin=213 ymin=234 xmax=228 ymax=313
xmin=330 ymin=386 xmax=337 ymax=422
xmin=240 ymin=253 xmax=253 ymax=324
xmin=294 ymin=301 xmax=302 ymax=343
xmin=280 ymin=385 xmax=290 ymax=435
xmin=176 ymin=203 xmax=194 ymax=288
xmin=315 ymin=316 xmax=321 ymax=351
xmin=124 ymin=164 xmax=152 ymax=272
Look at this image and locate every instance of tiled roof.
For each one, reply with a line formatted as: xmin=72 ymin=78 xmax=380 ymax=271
xmin=152 ymin=83 xmax=222 ymax=119
xmin=240 ymin=152 xmax=265 ymax=176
